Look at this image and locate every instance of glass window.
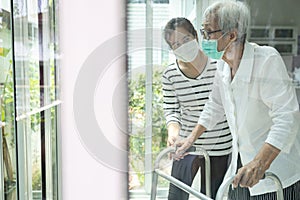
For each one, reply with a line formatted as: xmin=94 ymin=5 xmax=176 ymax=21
xmin=128 ymin=0 xmax=171 ymax=198
xmin=0 ymin=0 xmax=60 ymax=199
xmin=1 ymin=5 xmax=17 ymax=200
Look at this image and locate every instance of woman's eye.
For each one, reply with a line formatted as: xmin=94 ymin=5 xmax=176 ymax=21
xmin=172 ymin=43 xmax=179 ymax=49
xmin=183 ymin=36 xmax=192 ymax=43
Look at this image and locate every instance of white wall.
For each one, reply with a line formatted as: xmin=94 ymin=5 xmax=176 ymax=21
xmin=246 ymin=0 xmax=300 ymax=28
xmin=245 ymin=0 xmax=300 ymax=70
xmin=59 ymin=0 xmax=127 ymax=199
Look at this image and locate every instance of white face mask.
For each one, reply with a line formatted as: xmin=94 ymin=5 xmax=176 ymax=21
xmin=173 ymin=39 xmax=199 ymax=62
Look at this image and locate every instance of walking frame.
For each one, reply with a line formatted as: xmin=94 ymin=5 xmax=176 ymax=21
xmin=151 ymin=146 xmax=284 ymax=200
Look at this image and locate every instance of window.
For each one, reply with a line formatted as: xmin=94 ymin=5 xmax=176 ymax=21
xmin=128 ymin=0 xmax=200 ymax=198
xmin=127 ymin=0 xmax=171 ymax=197
xmin=0 ymin=0 xmax=60 ymax=199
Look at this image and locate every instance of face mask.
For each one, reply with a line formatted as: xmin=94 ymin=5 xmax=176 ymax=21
xmin=201 ymin=39 xmax=224 ymax=59
xmin=201 ymin=33 xmax=228 ymax=60
xmin=173 ymin=39 xmax=199 ymax=62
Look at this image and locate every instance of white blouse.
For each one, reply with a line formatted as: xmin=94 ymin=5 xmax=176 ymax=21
xmin=198 ymin=42 xmax=300 ymax=196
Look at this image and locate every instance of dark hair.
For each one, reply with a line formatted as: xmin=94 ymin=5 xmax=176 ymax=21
xmin=163 ymin=17 xmax=197 ymax=47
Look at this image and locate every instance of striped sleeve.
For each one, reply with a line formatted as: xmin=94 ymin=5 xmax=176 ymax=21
xmin=198 ymin=70 xmax=226 ymax=130
xmin=162 ymin=71 xmax=181 ymax=126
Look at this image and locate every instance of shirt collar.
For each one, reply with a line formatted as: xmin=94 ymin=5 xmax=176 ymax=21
xmin=217 ymin=41 xmax=255 ymax=85
xmin=234 ymin=41 xmax=255 ymax=83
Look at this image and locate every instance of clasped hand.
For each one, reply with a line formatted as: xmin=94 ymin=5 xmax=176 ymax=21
xmin=172 ymin=136 xmax=194 ymax=160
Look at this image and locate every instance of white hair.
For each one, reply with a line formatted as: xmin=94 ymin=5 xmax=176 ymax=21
xmin=203 ymin=1 xmax=250 ymax=41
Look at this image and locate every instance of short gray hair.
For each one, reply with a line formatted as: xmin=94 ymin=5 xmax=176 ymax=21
xmin=203 ymin=1 xmax=250 ymax=41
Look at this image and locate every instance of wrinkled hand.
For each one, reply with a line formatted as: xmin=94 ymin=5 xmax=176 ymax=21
xmin=232 ymin=159 xmax=266 ymax=188
xmin=173 ymin=136 xmax=194 ymax=160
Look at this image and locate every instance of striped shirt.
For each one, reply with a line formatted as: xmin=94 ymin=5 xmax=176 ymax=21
xmin=162 ymin=60 xmax=232 ymax=156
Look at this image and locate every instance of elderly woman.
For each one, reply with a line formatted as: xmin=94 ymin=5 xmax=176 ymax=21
xmin=162 ymin=17 xmax=232 ymax=199
xmin=175 ymin=1 xmax=300 ymax=199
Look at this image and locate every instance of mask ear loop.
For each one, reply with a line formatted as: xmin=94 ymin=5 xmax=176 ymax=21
xmin=216 ymin=31 xmax=228 ymax=42
xmin=217 ymin=32 xmax=234 ymax=53
xmin=221 ymin=33 xmax=239 ymax=61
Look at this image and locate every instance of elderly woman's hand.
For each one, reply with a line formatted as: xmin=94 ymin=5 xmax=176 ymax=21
xmin=173 ymin=136 xmax=194 ymax=160
xmin=172 ymin=124 xmax=207 ymax=160
xmin=232 ymin=159 xmax=266 ymax=188
xmin=232 ymin=143 xmax=280 ymax=188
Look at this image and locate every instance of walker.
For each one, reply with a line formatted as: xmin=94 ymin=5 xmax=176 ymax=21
xmin=151 ymin=146 xmax=284 ymax=200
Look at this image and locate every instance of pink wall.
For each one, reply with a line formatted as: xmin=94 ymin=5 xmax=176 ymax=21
xmin=59 ymin=0 xmax=128 ymax=199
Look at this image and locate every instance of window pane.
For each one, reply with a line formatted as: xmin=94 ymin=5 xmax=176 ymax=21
xmin=128 ymin=1 xmax=170 ymax=195
xmin=50 ymin=44 xmax=57 ymax=102
xmin=11 ymin=0 xmax=60 ymax=199
xmin=30 ymin=113 xmax=42 ymax=200
xmin=50 ymin=107 xmax=58 ymax=200
xmin=0 ymin=5 xmax=18 ymax=200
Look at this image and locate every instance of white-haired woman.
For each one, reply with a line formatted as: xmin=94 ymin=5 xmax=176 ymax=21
xmin=175 ymin=1 xmax=300 ymax=199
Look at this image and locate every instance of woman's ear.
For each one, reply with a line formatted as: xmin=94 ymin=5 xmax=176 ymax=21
xmin=194 ymin=31 xmax=199 ymax=42
xmin=229 ymin=30 xmax=238 ymax=41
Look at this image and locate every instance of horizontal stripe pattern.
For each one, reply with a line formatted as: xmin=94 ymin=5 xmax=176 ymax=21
xmin=162 ymin=61 xmax=232 ymax=156
xmin=228 ymin=180 xmax=300 ymax=200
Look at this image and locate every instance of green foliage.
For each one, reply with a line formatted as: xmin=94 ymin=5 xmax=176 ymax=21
xmin=1 ymin=67 xmax=14 ymax=123
xmin=32 ymin=166 xmax=42 ymax=191
xmin=29 ymin=60 xmax=41 ymax=132
xmin=129 ymin=67 xmax=168 ymax=187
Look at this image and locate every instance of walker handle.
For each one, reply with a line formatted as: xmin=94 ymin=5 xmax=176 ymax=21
xmin=152 ymin=146 xmax=212 ymax=199
xmin=215 ymin=172 xmax=284 ymax=200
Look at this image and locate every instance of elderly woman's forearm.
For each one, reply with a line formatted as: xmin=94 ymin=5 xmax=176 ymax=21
xmin=190 ymin=124 xmax=207 ymax=142
xmin=253 ymin=143 xmax=281 ymax=172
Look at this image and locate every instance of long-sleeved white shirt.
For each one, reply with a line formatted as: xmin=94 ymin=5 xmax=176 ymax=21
xmin=198 ymin=42 xmax=300 ymax=196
